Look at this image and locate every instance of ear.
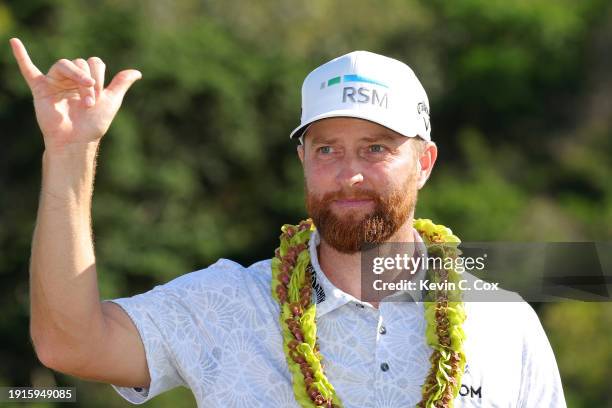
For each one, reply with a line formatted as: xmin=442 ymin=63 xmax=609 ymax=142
xmin=416 ymin=142 xmax=438 ymax=190
xmin=297 ymin=144 xmax=305 ymax=166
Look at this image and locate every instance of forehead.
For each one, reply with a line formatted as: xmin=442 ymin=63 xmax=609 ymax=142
xmin=304 ymin=117 xmax=406 ymax=145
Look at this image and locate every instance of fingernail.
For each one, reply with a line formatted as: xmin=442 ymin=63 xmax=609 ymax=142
xmin=84 ymin=96 xmax=95 ymax=107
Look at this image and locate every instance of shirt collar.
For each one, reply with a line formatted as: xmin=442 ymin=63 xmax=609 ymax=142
xmin=308 ymin=229 xmax=354 ymax=317
xmin=309 ymin=227 xmax=429 ymax=317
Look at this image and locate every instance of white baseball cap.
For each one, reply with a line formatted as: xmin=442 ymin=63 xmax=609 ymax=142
xmin=290 ymin=50 xmax=431 ymax=142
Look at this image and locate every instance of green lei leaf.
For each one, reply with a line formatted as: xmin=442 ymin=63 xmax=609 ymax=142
xmin=272 ymin=218 xmax=467 ymax=408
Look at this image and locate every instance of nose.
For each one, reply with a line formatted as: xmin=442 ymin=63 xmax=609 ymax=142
xmin=335 ymin=156 xmax=364 ymax=188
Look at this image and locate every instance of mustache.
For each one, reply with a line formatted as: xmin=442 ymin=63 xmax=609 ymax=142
xmin=317 ymin=188 xmax=381 ymax=203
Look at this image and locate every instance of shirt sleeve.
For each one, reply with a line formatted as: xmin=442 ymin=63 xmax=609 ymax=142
xmin=516 ymin=303 xmax=567 ymax=408
xmin=104 ymin=282 xmax=188 ymax=404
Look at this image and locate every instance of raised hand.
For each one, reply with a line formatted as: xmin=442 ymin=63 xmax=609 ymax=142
xmin=9 ymin=38 xmax=142 ymax=154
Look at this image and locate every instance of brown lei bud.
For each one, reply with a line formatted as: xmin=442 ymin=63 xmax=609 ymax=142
xmin=437 ymin=319 xmax=449 ymax=331
xmin=285 ymin=318 xmax=297 ymax=329
xmin=301 ymin=364 xmax=313 ymax=379
xmin=293 ymin=329 xmax=304 ymax=342
xmin=275 ymin=247 xmax=281 ymax=258
xmin=286 ymin=246 xmax=296 ymax=258
xmin=291 ymin=303 xmax=302 ymax=317
xmin=276 ymin=285 xmax=287 ymax=303
xmin=304 ymin=377 xmax=314 ymax=387
xmin=288 ymin=340 xmax=299 ymax=350
xmin=298 ymin=220 xmax=311 ymax=231
xmin=449 ymin=351 xmax=461 ymax=364
xmin=279 ymin=273 xmax=290 ymax=285
xmin=283 ymin=253 xmax=296 ymax=266
xmin=314 ymin=395 xmax=326 ymax=405
xmin=289 ymin=349 xmax=301 ymax=362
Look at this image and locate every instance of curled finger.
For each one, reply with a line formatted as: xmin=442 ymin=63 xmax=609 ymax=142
xmin=50 ymin=58 xmax=94 ymax=87
xmin=73 ymin=58 xmax=95 ymax=107
xmin=87 ymin=56 xmax=106 ymax=97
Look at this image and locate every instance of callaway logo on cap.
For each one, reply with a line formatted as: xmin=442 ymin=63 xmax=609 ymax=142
xmin=290 ymin=50 xmax=431 ymax=142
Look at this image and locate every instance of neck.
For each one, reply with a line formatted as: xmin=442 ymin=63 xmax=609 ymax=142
xmin=317 ymin=216 xmax=415 ymax=307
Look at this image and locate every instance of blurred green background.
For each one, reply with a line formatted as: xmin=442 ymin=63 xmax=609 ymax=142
xmin=1 ymin=0 xmax=611 ymax=407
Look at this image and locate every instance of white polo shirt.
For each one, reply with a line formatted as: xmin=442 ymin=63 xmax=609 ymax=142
xmin=109 ymin=228 xmax=566 ymax=407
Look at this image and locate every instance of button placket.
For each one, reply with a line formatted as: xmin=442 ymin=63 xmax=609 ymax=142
xmin=376 ymin=311 xmax=391 ymax=377
xmin=376 ymin=312 xmax=387 ymax=339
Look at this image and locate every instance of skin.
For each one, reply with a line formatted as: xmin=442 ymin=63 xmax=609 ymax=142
xmin=11 ymin=36 xmax=436 ymax=389
xmin=297 ymin=118 xmax=437 ymax=307
xmin=10 ymin=38 xmax=149 ymax=387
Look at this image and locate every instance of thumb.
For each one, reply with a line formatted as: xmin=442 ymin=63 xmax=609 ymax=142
xmin=106 ymin=69 xmax=142 ymax=100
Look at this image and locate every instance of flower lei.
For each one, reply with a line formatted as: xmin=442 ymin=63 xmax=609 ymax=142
xmin=271 ymin=218 xmax=467 ymax=408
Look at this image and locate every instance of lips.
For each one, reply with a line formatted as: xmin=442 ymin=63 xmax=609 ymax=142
xmin=332 ymin=198 xmax=375 ymax=208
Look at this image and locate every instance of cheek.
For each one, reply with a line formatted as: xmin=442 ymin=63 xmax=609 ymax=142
xmin=371 ymin=160 xmax=415 ymax=189
xmin=304 ymin=164 xmax=333 ymax=193
xmin=366 ymin=161 xmax=396 ymax=183
xmin=386 ymin=155 xmax=415 ymax=176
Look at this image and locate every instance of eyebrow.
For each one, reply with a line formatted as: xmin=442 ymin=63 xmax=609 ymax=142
xmin=309 ymin=132 xmax=399 ymax=146
xmin=360 ymin=133 xmax=398 ymax=144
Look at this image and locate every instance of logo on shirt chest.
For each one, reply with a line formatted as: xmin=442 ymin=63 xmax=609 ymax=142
xmin=459 ymin=364 xmax=482 ymax=400
xmin=459 ymin=384 xmax=482 ymax=399
xmin=309 ymin=264 xmax=326 ymax=304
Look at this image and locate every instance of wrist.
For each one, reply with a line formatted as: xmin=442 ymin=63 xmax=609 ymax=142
xmin=44 ymin=141 xmax=101 ymax=161
xmin=41 ymin=143 xmax=100 ymax=196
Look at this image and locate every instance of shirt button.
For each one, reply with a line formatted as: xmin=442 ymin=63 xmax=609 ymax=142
xmin=379 ymin=325 xmax=387 ymax=335
xmin=380 ymin=362 xmax=390 ymax=372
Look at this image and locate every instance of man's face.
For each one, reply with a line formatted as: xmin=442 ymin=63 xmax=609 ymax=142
xmin=298 ymin=117 xmax=433 ymax=254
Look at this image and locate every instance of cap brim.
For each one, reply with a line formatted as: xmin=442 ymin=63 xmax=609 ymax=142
xmin=289 ymin=109 xmax=428 ymax=141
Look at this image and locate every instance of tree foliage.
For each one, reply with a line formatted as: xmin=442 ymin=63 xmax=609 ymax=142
xmin=1 ymin=0 xmax=610 ymax=406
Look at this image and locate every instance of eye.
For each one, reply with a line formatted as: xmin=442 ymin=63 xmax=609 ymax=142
xmin=317 ymin=146 xmax=333 ymax=154
xmin=369 ymin=144 xmax=386 ymax=153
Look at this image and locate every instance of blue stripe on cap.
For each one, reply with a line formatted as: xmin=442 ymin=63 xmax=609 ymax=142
xmin=343 ymin=74 xmax=388 ymax=88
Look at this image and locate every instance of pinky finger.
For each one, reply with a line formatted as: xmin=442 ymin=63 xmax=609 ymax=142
xmin=87 ymin=57 xmax=105 ymax=96
xmin=50 ymin=59 xmax=95 ymax=87
xmin=73 ymin=58 xmax=95 ymax=107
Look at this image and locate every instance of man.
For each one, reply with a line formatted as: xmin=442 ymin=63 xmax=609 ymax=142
xmin=11 ymin=37 xmax=566 ymax=407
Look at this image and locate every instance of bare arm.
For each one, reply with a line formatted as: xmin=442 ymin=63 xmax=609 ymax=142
xmin=11 ymin=38 xmax=149 ymax=387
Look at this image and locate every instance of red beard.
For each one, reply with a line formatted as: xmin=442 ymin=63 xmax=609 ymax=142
xmin=306 ymin=175 xmax=418 ymax=254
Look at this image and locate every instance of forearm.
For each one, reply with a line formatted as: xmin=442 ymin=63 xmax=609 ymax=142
xmin=29 ymin=142 xmax=106 ymax=369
